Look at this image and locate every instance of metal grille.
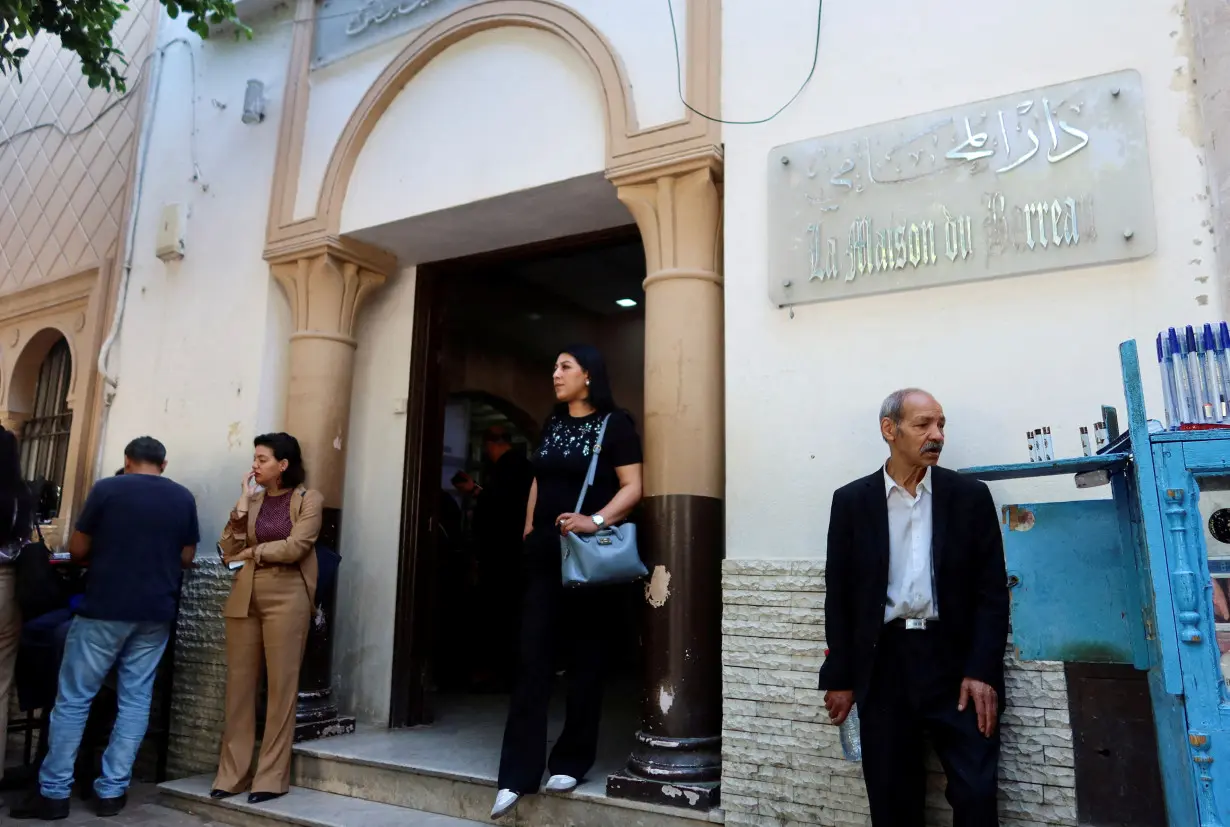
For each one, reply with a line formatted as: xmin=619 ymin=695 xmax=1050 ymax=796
xmin=20 ymin=337 xmax=73 ymax=519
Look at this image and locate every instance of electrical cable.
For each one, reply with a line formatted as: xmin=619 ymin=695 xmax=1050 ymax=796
xmin=91 ymin=31 xmax=170 ymax=490
xmin=666 ymin=0 xmax=822 ymax=125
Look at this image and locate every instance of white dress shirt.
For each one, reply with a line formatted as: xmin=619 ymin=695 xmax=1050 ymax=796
xmin=883 ymin=464 xmax=938 ymax=623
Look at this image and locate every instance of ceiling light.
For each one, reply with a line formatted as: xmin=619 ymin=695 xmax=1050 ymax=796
xmin=615 ymin=298 xmax=638 ymax=308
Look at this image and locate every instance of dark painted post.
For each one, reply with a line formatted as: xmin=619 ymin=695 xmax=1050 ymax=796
xmin=605 ymin=156 xmax=725 ymax=810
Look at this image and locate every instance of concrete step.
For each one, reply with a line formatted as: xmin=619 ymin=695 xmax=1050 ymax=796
xmin=159 ymin=776 xmax=488 ymax=827
xmin=291 ymin=730 xmax=724 ymax=827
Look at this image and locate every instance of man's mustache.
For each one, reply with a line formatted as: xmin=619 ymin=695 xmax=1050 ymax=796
xmin=922 ymin=441 xmax=944 ymax=454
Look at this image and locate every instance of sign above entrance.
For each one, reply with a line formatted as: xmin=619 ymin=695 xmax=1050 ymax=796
xmin=766 ymin=69 xmax=1156 ymax=307
xmin=312 ymin=0 xmax=476 ymax=69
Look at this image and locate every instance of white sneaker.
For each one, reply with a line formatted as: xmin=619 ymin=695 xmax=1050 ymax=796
xmin=491 ymin=789 xmax=520 ymax=819
xmin=544 ymin=774 xmax=578 ymax=793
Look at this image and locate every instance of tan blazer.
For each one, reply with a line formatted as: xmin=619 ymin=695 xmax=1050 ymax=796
xmin=219 ymin=487 xmax=323 ymax=619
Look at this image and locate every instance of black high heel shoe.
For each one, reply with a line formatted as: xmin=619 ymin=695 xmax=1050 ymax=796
xmin=209 ymin=789 xmax=239 ymax=800
xmin=247 ymin=791 xmax=287 ymax=805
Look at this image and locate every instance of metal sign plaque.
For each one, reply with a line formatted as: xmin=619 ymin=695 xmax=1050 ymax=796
xmin=312 ymin=0 xmax=476 ymax=69
xmin=767 ymin=69 xmax=1156 ymax=307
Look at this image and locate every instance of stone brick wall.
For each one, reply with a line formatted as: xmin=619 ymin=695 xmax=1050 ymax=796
xmin=166 ymin=561 xmax=232 ymax=777
xmin=721 ymin=560 xmax=1077 ymax=827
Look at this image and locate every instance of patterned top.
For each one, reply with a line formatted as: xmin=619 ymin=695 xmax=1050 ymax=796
xmin=530 ymin=410 xmax=642 ymax=531
xmin=254 ymin=492 xmax=294 ymax=544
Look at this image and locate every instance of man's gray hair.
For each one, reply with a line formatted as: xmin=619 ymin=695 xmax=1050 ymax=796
xmin=880 ymin=388 xmax=929 ymax=440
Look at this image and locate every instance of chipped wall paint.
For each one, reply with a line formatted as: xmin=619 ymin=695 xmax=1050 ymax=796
xmin=658 ymin=684 xmax=675 ymax=715
xmin=663 ymin=785 xmax=702 ymax=807
xmin=1004 ymin=505 xmax=1037 ymax=532
xmin=645 ymin=564 xmax=672 ymax=608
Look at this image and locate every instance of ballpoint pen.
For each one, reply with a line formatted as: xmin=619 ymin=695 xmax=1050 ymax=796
xmin=1205 ymin=324 xmax=1225 ymax=422
xmin=1158 ymin=332 xmax=1178 ymax=429
xmin=1188 ymin=326 xmax=1211 ymax=423
xmin=1171 ymin=328 xmax=1195 ymax=424
xmin=1218 ymin=322 xmax=1230 ymax=416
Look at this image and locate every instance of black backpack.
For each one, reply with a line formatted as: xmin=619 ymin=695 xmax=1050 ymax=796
xmin=15 ymin=525 xmax=65 ymax=621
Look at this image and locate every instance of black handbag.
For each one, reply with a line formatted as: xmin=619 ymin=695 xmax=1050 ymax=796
xmin=15 ymin=524 xmax=65 ymax=621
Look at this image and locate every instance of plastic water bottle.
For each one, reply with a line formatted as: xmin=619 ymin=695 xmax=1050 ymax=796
xmin=824 ymin=649 xmax=862 ymax=761
xmin=839 ymin=705 xmax=862 ymax=762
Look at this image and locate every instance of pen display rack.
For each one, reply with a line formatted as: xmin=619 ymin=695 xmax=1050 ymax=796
xmin=1157 ymin=322 xmax=1230 ymax=430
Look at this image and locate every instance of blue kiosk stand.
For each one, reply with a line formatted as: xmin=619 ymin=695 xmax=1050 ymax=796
xmin=961 ymin=339 xmax=1229 ymax=826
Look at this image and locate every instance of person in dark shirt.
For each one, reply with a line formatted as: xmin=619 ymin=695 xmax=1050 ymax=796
xmin=14 ymin=436 xmax=199 ymax=821
xmin=492 ymin=345 xmax=643 ymax=819
xmin=471 ymin=425 xmax=533 ymax=689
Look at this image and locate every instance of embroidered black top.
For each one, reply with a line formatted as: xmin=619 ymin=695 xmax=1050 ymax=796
xmin=530 ymin=409 xmax=642 ymax=532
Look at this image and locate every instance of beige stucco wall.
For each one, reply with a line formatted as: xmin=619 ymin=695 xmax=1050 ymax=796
xmin=723 ymin=0 xmax=1217 ymax=559
xmin=340 ymin=26 xmax=606 ymax=235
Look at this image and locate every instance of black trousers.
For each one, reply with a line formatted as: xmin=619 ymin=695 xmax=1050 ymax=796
xmin=859 ymin=624 xmax=1001 ymax=827
xmin=497 ymin=530 xmax=612 ymax=793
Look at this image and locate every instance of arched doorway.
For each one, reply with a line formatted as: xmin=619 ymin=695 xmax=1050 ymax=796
xmin=10 ymin=332 xmax=74 ymax=521
xmin=396 ymin=228 xmax=647 ymax=719
xmin=261 ymin=0 xmax=724 ymax=808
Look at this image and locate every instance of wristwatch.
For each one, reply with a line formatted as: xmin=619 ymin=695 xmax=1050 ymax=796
xmin=592 ymin=513 xmax=606 ymax=528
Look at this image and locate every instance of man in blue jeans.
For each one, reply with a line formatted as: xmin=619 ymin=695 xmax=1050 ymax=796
xmin=13 ymin=436 xmax=199 ymax=820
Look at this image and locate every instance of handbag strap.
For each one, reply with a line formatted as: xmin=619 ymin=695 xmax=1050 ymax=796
xmin=572 ymin=414 xmax=612 ymax=514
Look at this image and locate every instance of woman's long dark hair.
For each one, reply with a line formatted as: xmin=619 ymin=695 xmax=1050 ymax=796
xmin=554 ymin=344 xmax=618 ymax=416
xmin=254 ymin=432 xmax=307 ymax=489
xmin=0 ymin=429 xmax=32 ymax=546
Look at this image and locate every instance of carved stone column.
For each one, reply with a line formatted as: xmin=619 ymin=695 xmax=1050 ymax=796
xmin=268 ymin=237 xmax=393 ymax=740
xmin=606 ymin=152 xmax=724 ymax=810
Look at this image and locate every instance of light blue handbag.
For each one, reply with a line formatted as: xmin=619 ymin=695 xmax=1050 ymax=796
xmin=559 ymin=414 xmax=648 ymax=588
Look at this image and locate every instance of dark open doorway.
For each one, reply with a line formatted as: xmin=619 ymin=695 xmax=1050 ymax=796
xmin=390 ymin=226 xmax=646 ymax=730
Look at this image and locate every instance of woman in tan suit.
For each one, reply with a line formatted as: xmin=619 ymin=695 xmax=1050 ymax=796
xmin=211 ymin=432 xmax=322 ymax=804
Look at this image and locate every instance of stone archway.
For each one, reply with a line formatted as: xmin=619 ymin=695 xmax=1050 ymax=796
xmin=260 ymin=0 xmax=726 ymax=809
xmin=313 ymin=0 xmax=637 ymax=238
xmin=4 ymin=326 xmax=76 ymax=426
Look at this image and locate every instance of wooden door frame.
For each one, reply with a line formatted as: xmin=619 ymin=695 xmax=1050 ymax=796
xmin=388 ymin=225 xmax=642 ymax=729
xmin=389 ymin=261 xmax=445 ymax=728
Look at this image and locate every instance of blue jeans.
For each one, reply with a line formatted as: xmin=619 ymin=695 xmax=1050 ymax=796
xmin=39 ymin=617 xmax=170 ymax=800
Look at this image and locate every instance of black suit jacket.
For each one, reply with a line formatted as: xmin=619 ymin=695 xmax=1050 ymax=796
xmin=817 ymin=465 xmax=1009 ymax=703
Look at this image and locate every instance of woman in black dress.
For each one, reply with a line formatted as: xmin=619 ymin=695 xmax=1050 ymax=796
xmin=491 ymin=344 xmax=643 ymax=819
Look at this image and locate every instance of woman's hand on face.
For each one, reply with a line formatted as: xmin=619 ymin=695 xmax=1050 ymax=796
xmin=239 ymin=471 xmax=257 ymax=505
xmin=556 ymin=513 xmax=597 ymax=536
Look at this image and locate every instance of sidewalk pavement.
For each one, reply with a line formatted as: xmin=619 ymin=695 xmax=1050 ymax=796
xmin=1 ymin=783 xmax=217 ymax=825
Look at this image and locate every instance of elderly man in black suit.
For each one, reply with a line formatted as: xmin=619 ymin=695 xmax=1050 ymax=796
xmin=818 ymin=388 xmax=1009 ymax=827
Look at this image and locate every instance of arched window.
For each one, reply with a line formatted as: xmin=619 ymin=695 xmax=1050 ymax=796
xmin=20 ymin=337 xmax=73 ymax=519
